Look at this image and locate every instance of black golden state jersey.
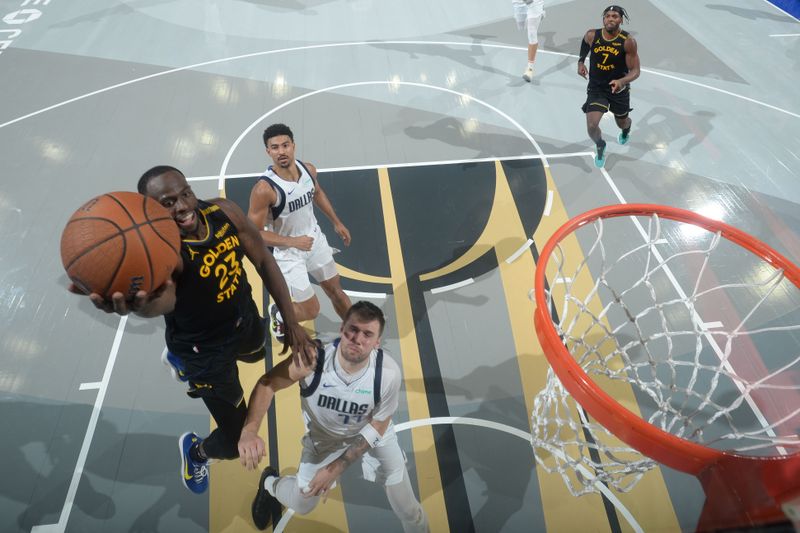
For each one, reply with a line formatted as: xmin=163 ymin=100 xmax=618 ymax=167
xmin=588 ymin=29 xmax=629 ymax=90
xmin=166 ymin=200 xmax=253 ymax=344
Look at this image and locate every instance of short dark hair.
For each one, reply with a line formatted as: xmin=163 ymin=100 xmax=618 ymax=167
xmin=344 ymin=301 xmax=386 ymax=335
xmin=262 ymin=123 xmax=294 ymax=148
xmin=137 ymin=165 xmax=184 ymax=194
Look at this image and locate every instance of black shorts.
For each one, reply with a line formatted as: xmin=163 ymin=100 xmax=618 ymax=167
xmin=582 ymin=86 xmax=632 ymax=117
xmin=167 ymin=299 xmax=266 ymax=406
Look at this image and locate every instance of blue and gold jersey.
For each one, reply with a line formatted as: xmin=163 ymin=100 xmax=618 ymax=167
xmin=166 ymin=200 xmax=253 ymax=344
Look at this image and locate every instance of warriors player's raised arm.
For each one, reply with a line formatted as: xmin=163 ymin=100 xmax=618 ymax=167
xmin=238 ymin=354 xmax=317 ymax=470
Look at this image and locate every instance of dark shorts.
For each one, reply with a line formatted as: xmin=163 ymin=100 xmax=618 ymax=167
xmin=582 ymin=86 xmax=632 ymax=117
xmin=167 ymin=299 xmax=266 ymax=406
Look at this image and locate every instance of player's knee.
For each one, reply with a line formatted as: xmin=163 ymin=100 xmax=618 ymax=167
xmin=386 ymin=481 xmax=425 ymax=525
xmin=291 ymin=494 xmax=319 ymax=515
xmin=527 ymin=24 xmax=539 ymax=44
xmin=292 ymin=501 xmax=316 ymax=516
xmin=395 ymin=501 xmax=424 ymax=524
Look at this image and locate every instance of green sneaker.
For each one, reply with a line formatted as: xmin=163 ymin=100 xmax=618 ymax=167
xmin=594 ymin=141 xmax=607 ymax=168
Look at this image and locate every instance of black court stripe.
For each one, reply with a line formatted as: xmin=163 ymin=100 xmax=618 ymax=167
xmin=262 ymin=288 xmax=280 ymax=472
xmin=406 ymin=276 xmax=475 ymax=533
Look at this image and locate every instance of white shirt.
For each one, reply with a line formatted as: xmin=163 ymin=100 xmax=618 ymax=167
xmin=261 ymin=160 xmax=319 ymax=249
xmin=300 ymin=340 xmax=402 ymax=443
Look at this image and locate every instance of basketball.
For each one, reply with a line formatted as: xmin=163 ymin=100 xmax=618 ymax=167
xmin=60 ymin=191 xmax=181 ymax=299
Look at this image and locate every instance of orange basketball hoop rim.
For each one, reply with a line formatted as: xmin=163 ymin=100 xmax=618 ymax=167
xmin=533 ymin=203 xmax=800 ymax=530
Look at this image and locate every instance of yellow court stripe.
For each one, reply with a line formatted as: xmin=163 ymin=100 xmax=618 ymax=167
xmin=268 ymin=322 xmax=350 ymax=532
xmin=378 ymin=167 xmax=449 ymax=532
xmin=210 ymin=257 xmax=349 ymax=532
xmin=530 ymin=166 xmax=680 ymax=531
xmin=336 ymin=263 xmax=392 ymax=285
xmin=486 ymin=161 xmax=614 ymax=531
xmin=211 ymin=259 xmax=270 ymax=533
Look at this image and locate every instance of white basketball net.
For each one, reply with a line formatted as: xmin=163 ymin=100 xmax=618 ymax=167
xmin=530 ymin=212 xmax=800 ymax=497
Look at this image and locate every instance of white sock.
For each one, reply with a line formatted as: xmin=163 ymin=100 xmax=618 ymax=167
xmin=264 ymin=475 xmax=278 ymax=496
xmin=528 ymin=61 xmax=535 ymax=69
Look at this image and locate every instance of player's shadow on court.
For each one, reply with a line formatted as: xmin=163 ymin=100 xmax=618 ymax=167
xmin=441 ymin=357 xmax=538 ymax=530
xmin=239 ymin=0 xmax=342 ymax=15
xmin=2 ymin=398 xmax=204 ymax=533
xmin=637 ymin=107 xmax=716 ymax=157
xmin=705 ymin=4 xmax=794 ymax=22
xmin=49 ymin=0 xmax=165 ymax=28
xmin=370 ymin=37 xmax=526 ymax=86
xmin=335 ymin=360 xmax=535 ymax=531
xmin=527 ymin=44 xmax=582 ymax=86
xmin=405 ymin=117 xmax=534 ymax=159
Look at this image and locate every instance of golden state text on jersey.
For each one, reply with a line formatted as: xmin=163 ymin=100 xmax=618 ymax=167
xmin=185 ymin=210 xmax=243 ymax=303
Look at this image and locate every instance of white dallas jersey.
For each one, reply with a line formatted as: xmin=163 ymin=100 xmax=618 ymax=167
xmin=260 ymin=160 xmax=319 ymax=249
xmin=300 ymin=339 xmax=401 ymax=442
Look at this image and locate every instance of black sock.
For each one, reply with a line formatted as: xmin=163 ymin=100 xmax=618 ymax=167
xmin=622 ymin=126 xmax=630 ymax=137
xmin=596 ymin=139 xmax=606 ymax=149
xmin=190 ymin=442 xmax=207 ymax=462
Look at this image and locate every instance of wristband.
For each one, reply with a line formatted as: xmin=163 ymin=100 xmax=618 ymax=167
xmin=359 ymin=423 xmax=383 ymax=448
xmin=579 ymin=39 xmax=590 ymax=62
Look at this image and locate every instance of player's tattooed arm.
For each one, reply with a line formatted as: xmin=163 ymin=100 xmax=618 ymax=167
xmin=336 ymin=435 xmax=371 ymax=469
xmin=305 ymin=417 xmax=392 ymax=496
xmin=305 ymin=436 xmax=370 ymax=497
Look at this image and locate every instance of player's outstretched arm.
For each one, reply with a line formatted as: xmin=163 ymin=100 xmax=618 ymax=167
xmin=307 ymin=163 xmax=351 ymax=247
xmin=238 ymin=354 xmax=316 ymax=470
xmin=305 ymin=416 xmax=392 ymax=497
xmin=215 ymin=198 xmax=316 ymax=365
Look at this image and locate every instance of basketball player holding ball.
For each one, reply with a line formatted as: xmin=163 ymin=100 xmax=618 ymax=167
xmin=67 ymin=165 xmax=316 ymax=495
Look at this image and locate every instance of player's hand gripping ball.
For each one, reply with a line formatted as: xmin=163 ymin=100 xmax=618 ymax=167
xmin=61 ymin=191 xmax=181 ymax=299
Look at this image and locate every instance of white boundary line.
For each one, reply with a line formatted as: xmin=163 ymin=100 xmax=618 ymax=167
xmin=273 ymin=416 xmax=643 ymax=533
xmin=429 ymin=278 xmax=474 ymax=294
xmin=217 ymin=80 xmax=547 ymax=190
xmin=506 ymin=239 xmax=534 ymax=265
xmin=186 ymin=152 xmax=593 ymax=183
xmin=760 ymin=0 xmax=800 ymax=22
xmin=2 ymin=40 xmax=798 ymax=131
xmin=343 ymin=290 xmax=387 ymax=299
xmin=544 ymin=190 xmax=554 ymax=217
xmin=769 ymin=33 xmax=800 ymax=37
xmin=32 ymin=316 xmax=128 ymax=533
xmin=78 ymin=382 xmax=101 ymax=391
